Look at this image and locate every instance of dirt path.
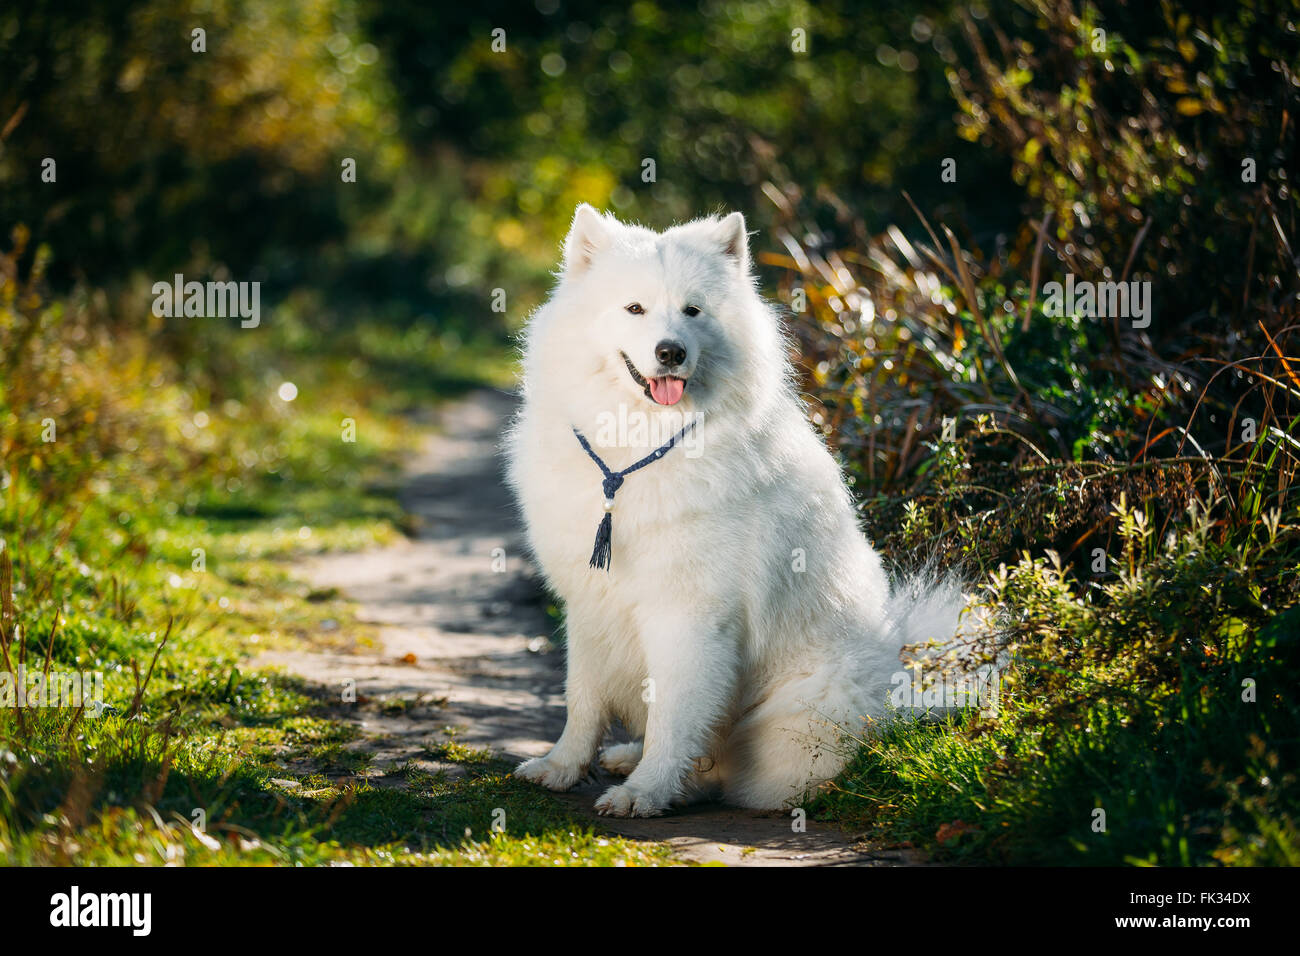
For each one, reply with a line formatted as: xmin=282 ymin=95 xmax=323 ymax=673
xmin=264 ymin=389 xmax=914 ymax=866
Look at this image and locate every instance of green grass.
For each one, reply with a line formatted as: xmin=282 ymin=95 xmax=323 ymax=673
xmin=1 ymin=673 xmax=672 ymax=866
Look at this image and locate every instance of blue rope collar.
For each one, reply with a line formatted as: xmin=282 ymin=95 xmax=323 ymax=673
xmin=571 ymin=420 xmax=697 ymax=570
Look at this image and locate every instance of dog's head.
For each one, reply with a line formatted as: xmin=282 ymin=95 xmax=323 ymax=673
xmin=531 ymin=204 xmax=781 ymax=422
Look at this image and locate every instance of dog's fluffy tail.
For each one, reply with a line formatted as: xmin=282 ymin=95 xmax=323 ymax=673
xmin=878 ymin=568 xmax=1000 ymax=712
xmin=884 ymin=570 xmax=980 ymax=651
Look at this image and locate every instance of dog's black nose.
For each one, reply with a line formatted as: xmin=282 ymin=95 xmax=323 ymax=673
xmin=655 ymin=340 xmax=687 ymax=368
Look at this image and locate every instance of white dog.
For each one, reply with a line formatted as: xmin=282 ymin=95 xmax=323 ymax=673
xmin=506 ymin=204 xmax=974 ymax=816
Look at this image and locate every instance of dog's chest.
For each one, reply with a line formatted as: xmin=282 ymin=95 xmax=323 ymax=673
xmin=518 ymin=422 xmax=715 ymax=579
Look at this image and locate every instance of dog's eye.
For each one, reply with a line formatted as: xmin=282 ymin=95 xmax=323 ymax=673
xmin=682 ymin=305 xmax=700 ymax=317
xmin=625 ymin=303 xmax=644 ymax=315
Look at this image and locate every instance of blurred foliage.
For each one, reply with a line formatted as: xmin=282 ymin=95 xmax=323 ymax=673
xmin=1 ymin=0 xmax=399 ymax=281
xmin=949 ymin=0 xmax=1299 ymax=330
xmin=773 ymin=0 xmax=1299 ymax=569
xmin=2 ymin=0 xmax=1019 ymax=326
xmin=364 ymin=0 xmax=1015 ymax=253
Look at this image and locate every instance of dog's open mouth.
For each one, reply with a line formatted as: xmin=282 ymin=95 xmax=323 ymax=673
xmin=621 ymin=351 xmax=687 ymax=406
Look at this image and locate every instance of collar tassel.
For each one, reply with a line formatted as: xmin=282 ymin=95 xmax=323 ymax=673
xmin=572 ymin=422 xmax=695 ymax=572
xmin=590 ymin=511 xmax=613 ymax=570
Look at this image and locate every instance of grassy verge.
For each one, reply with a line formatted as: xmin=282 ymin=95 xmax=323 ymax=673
xmin=811 ymin=495 xmax=1300 ymax=865
xmin=0 ymin=234 xmax=671 ymax=866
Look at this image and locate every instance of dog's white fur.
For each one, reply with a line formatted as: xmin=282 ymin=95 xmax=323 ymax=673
xmin=505 ymin=204 xmax=971 ymax=816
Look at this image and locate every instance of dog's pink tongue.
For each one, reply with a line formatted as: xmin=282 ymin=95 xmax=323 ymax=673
xmin=649 ymin=377 xmax=685 ymax=406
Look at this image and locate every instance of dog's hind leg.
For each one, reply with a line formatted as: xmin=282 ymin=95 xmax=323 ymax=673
xmin=717 ymin=670 xmax=862 ymax=810
xmin=598 ymin=741 xmax=642 ymax=777
xmin=599 ymin=741 xmax=729 ymax=809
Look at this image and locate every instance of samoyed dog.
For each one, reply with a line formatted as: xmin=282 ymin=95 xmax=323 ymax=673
xmin=505 ymin=203 xmax=976 ymax=816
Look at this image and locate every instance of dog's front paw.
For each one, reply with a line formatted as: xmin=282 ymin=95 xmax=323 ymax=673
xmin=594 ymin=783 xmax=666 ymax=818
xmin=514 ymin=755 xmax=585 ymax=791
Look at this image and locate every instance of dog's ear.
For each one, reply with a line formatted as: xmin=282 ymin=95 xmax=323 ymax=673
xmin=562 ymin=203 xmax=612 ymax=277
xmin=712 ymin=211 xmax=750 ymax=273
